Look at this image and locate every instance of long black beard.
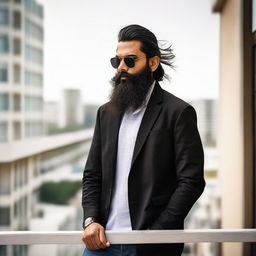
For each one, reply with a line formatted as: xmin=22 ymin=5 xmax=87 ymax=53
xmin=109 ymin=64 xmax=153 ymax=113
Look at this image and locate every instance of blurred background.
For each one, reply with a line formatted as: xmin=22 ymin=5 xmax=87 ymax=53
xmin=0 ymin=0 xmax=254 ymax=255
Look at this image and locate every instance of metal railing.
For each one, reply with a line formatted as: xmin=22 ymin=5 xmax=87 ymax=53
xmin=0 ymin=229 xmax=256 ymax=245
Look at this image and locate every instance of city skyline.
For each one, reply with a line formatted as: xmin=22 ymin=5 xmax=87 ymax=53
xmin=38 ymin=0 xmax=220 ymax=104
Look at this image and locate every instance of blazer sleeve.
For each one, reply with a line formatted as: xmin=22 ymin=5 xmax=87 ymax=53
xmin=81 ymin=107 xmax=102 ymax=228
xmin=149 ymin=105 xmax=205 ymax=229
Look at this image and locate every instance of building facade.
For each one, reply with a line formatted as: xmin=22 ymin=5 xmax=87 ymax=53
xmin=0 ymin=130 xmax=93 ymax=256
xmin=212 ymin=0 xmax=254 ymax=255
xmin=0 ymin=0 xmax=44 ymax=142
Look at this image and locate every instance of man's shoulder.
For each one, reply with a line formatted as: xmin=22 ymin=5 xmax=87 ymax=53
xmin=160 ymin=87 xmax=192 ymax=113
xmin=158 ymin=89 xmax=198 ymax=125
xmin=97 ymin=101 xmax=112 ymax=113
xmin=96 ymin=101 xmax=119 ymax=119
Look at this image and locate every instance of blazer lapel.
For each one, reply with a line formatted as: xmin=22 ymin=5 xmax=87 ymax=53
xmin=131 ymin=82 xmax=163 ymax=167
xmin=104 ymin=107 xmax=123 ymax=186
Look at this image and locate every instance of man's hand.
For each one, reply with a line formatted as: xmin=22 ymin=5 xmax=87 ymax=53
xmin=81 ymin=222 xmax=110 ymax=250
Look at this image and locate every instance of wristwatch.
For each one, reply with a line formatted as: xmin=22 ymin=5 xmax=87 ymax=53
xmin=83 ymin=217 xmax=96 ymax=229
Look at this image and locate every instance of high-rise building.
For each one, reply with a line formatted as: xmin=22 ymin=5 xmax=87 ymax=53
xmin=0 ymin=0 xmax=44 ymax=142
xmin=44 ymin=100 xmax=59 ymax=132
xmin=83 ymin=103 xmax=98 ymax=129
xmin=59 ymin=89 xmax=83 ymax=129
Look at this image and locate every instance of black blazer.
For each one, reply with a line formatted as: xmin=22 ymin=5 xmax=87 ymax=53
xmin=82 ymin=82 xmax=205 ymax=256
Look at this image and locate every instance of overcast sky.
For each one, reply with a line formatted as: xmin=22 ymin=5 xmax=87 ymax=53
xmin=37 ymin=0 xmax=220 ymax=104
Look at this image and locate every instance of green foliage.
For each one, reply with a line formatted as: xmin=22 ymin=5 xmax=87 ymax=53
xmin=40 ymin=181 xmax=81 ymax=205
xmin=47 ymin=124 xmax=85 ymax=135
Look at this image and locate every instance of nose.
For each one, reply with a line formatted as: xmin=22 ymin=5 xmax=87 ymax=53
xmin=117 ymin=58 xmax=129 ymax=73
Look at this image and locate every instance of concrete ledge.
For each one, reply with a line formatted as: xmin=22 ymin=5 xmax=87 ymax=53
xmin=0 ymin=129 xmax=93 ymax=162
xmin=0 ymin=229 xmax=256 ymax=245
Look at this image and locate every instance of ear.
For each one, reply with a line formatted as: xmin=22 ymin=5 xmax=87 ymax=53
xmin=149 ymin=56 xmax=160 ymax=72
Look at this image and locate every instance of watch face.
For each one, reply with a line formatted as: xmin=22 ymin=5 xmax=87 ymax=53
xmin=84 ymin=217 xmax=95 ymax=227
xmin=85 ymin=218 xmax=91 ymax=224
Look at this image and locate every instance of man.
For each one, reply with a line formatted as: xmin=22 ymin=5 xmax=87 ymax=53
xmin=81 ymin=24 xmax=205 ymax=256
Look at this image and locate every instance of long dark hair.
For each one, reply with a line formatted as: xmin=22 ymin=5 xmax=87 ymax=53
xmin=118 ymin=24 xmax=175 ymax=81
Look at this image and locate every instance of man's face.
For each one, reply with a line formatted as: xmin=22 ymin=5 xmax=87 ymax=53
xmin=109 ymin=40 xmax=153 ymax=113
xmin=116 ymin=40 xmax=148 ymax=78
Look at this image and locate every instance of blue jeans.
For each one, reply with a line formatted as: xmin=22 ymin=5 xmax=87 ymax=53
xmin=82 ymin=244 xmax=137 ymax=256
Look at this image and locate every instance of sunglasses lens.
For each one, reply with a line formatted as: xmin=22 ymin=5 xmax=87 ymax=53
xmin=110 ymin=57 xmax=136 ymax=68
xmin=110 ymin=57 xmax=120 ymax=68
xmin=124 ymin=57 xmax=135 ymax=68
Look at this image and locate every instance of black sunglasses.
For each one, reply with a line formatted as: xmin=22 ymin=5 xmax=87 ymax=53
xmin=110 ymin=56 xmax=147 ymax=69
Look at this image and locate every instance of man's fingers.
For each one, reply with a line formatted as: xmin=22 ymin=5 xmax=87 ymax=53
xmin=99 ymin=228 xmax=110 ymax=247
xmin=86 ymin=236 xmax=94 ymax=249
xmin=92 ymin=230 xmax=104 ymax=249
xmin=89 ymin=234 xmax=101 ymax=250
xmin=81 ymin=231 xmax=91 ymax=249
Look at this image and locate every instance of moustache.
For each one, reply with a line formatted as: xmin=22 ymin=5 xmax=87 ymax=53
xmin=113 ymin=71 xmax=137 ymax=84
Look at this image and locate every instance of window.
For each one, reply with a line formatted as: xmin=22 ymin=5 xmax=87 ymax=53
xmin=13 ymin=37 xmax=21 ymax=55
xmin=13 ymin=10 xmax=21 ymax=29
xmin=0 ymin=63 xmax=8 ymax=82
xmin=0 ymin=93 xmax=9 ymax=110
xmin=25 ymin=18 xmax=43 ymax=41
xmin=0 ymin=35 xmax=9 ymax=53
xmin=24 ymin=0 xmax=31 ymax=11
xmin=0 ymin=246 xmax=7 ymax=256
xmin=19 ymin=165 xmax=23 ymax=187
xmin=13 ymin=121 xmax=21 ymax=140
xmin=0 ymin=8 xmax=9 ymax=25
xmin=0 ymin=165 xmax=11 ymax=195
xmin=0 ymin=122 xmax=7 ymax=142
xmin=25 ymin=45 xmax=43 ymax=64
xmin=24 ymin=167 xmax=28 ymax=185
xmin=25 ymin=96 xmax=43 ymax=111
xmin=25 ymin=122 xmax=30 ymax=137
xmin=14 ymin=163 xmax=19 ymax=189
xmin=13 ymin=245 xmax=28 ymax=256
xmin=13 ymin=94 xmax=21 ymax=111
xmin=14 ymin=201 xmax=18 ymax=218
xmin=13 ymin=64 xmax=21 ymax=83
xmin=38 ymin=4 xmax=43 ymax=18
xmin=25 ymin=70 xmax=43 ymax=87
xmin=0 ymin=207 xmax=10 ymax=226
xmin=25 ymin=122 xmax=43 ymax=137
xmin=25 ymin=70 xmax=30 ymax=85
xmin=24 ymin=195 xmax=28 ymax=216
xmin=25 ymin=45 xmax=30 ymax=60
xmin=25 ymin=0 xmax=43 ymax=18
